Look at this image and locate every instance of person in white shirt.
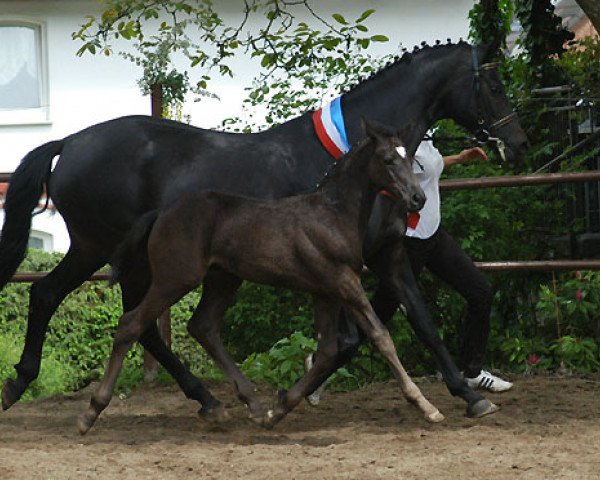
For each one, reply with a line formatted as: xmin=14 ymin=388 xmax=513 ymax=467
xmin=403 ymin=139 xmax=513 ymax=392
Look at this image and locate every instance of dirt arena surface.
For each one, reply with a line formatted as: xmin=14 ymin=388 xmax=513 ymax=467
xmin=1 ymin=374 xmax=599 ymax=480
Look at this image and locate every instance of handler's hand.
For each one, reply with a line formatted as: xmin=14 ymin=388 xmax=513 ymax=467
xmin=457 ymin=147 xmax=488 ymax=164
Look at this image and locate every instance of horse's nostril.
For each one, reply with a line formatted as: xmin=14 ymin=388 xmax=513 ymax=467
xmin=413 ymin=192 xmax=426 ymax=207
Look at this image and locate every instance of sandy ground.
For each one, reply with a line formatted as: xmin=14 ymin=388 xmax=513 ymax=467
xmin=1 ymin=374 xmax=599 ymax=480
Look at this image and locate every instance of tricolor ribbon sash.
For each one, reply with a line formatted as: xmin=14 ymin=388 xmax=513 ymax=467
xmin=312 ymin=97 xmax=350 ymax=160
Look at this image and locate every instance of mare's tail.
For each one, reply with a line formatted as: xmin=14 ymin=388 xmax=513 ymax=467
xmin=110 ymin=210 xmax=158 ymax=284
xmin=0 ymin=140 xmax=64 ymax=290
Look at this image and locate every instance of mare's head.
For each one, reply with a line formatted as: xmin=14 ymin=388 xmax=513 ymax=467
xmin=363 ymin=120 xmax=425 ymax=212
xmin=440 ymin=41 xmax=529 ymax=164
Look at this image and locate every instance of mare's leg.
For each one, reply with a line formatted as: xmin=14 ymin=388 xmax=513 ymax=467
xmin=263 ymin=297 xmax=342 ymax=428
xmin=119 ymin=266 xmax=222 ymax=416
xmin=187 ymin=269 xmax=267 ymax=423
xmin=78 ymin=279 xmax=197 ymax=434
xmin=338 ymin=269 xmax=443 ymax=423
xmin=368 ymin=241 xmax=497 ymax=417
xmin=2 ymin=247 xmax=105 ymax=410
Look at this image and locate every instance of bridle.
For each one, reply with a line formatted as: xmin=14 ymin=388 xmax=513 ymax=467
xmin=423 ymin=47 xmax=520 ymax=162
xmin=470 ymin=46 xmax=519 ymax=162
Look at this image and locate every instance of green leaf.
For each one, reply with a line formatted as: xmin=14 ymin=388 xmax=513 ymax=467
xmin=357 ymin=9 xmax=376 ymax=23
xmin=370 ymin=35 xmax=389 ymax=43
xmin=332 ymin=13 xmax=348 ymax=25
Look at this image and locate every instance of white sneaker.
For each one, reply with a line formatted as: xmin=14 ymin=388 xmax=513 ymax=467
xmin=465 ymin=370 xmax=513 ymax=392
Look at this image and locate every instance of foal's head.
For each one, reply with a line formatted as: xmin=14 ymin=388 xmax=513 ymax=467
xmin=364 ymin=120 xmax=426 ymax=212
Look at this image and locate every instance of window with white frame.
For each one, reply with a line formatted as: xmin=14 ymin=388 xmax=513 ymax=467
xmin=0 ymin=20 xmax=49 ymax=125
xmin=28 ymin=230 xmax=54 ymax=252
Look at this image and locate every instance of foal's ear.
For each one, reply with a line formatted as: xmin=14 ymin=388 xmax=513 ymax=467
xmin=362 ymin=117 xmax=394 ymax=142
xmin=395 ymin=122 xmax=416 ymax=146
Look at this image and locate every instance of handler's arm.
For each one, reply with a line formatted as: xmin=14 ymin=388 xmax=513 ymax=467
xmin=443 ymin=147 xmax=488 ymax=169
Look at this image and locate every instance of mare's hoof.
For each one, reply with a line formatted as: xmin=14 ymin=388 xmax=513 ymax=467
xmin=425 ymin=409 xmax=445 ymax=423
xmin=466 ymin=399 xmax=499 ymax=418
xmin=198 ymin=403 xmax=229 ymax=424
xmin=77 ymin=414 xmax=95 ymax=436
xmin=2 ymin=379 xmax=19 ymax=411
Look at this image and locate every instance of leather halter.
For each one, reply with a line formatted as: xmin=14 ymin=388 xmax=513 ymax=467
xmin=471 ymin=46 xmax=519 ymax=160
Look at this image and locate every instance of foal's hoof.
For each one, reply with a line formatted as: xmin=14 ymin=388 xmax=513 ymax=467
xmin=77 ymin=414 xmax=95 ymax=436
xmin=261 ymin=409 xmax=281 ymax=430
xmin=1 ymin=379 xmax=19 ymax=411
xmin=198 ymin=403 xmax=229 ymax=424
xmin=466 ymin=399 xmax=499 ymax=418
xmin=425 ymin=409 xmax=445 ymax=423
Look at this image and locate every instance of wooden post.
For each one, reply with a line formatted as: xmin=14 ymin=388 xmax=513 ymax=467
xmin=150 ymin=83 xmax=163 ymax=117
xmin=144 ymin=83 xmax=172 ymax=382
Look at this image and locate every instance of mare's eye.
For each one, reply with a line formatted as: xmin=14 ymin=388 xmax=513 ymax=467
xmin=384 ymin=156 xmax=396 ymax=165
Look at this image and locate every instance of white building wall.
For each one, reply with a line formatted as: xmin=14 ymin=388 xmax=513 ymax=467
xmin=0 ymin=0 xmax=475 ymax=253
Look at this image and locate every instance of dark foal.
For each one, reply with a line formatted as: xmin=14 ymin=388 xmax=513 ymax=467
xmin=77 ymin=121 xmax=442 ymax=434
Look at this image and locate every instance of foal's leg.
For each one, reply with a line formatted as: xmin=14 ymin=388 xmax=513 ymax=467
xmin=339 ymin=269 xmax=444 ymax=423
xmin=2 ymin=246 xmax=105 ymax=410
xmin=187 ymin=269 xmax=267 ymax=423
xmin=368 ymin=242 xmax=498 ymax=418
xmin=262 ymin=297 xmax=342 ymax=429
xmin=77 ymin=281 xmax=194 ymax=434
xmin=119 ymin=266 xmax=222 ymax=416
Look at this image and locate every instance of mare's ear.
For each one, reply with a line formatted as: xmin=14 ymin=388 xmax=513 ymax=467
xmin=477 ymin=37 xmax=502 ymax=63
xmin=395 ymin=122 xmax=416 ymax=146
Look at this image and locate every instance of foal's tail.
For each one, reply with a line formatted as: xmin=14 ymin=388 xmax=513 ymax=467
xmin=0 ymin=140 xmax=64 ymax=291
xmin=110 ymin=210 xmax=158 ymax=284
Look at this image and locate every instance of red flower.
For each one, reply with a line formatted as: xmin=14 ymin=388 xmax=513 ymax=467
xmin=575 ymin=270 xmax=582 ymax=279
xmin=526 ymin=353 xmax=540 ymax=366
xmin=575 ymin=289 xmax=583 ymax=301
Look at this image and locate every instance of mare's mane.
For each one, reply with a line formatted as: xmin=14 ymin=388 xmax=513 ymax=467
xmin=340 ymin=40 xmax=470 ymax=97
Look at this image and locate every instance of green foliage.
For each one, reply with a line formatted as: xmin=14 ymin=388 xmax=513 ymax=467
xmin=468 ymin=0 xmax=513 ymax=47
xmin=533 ymin=272 xmax=600 ymax=373
xmin=240 ymin=331 xmax=358 ymax=390
xmin=222 ymin=17 xmax=389 ymax=131
xmin=469 ymin=0 xmax=574 ymax=103
xmin=73 ymin=2 xmax=386 ymax=111
xmin=514 ymin=0 xmax=574 ymax=73
xmin=481 ymin=270 xmax=600 ymax=374
xmin=556 ymin=36 xmax=600 ymax=98
xmin=221 ymin=283 xmax=313 ymax=360
xmin=549 ymin=335 xmax=599 ymax=371
xmin=0 ymin=331 xmax=76 ymax=401
xmin=240 ymin=331 xmax=316 ymax=389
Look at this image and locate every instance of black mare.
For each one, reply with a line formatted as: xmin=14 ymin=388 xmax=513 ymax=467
xmin=0 ymin=42 xmax=528 ymax=419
